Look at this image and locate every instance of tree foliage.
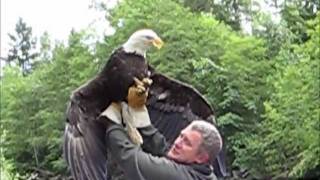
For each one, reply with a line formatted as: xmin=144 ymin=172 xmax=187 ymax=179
xmin=1 ymin=30 xmax=97 ymax=177
xmin=280 ymin=0 xmax=319 ymax=43
xmin=174 ymin=0 xmax=255 ymax=31
xmin=6 ymin=18 xmax=38 ymax=75
xmin=234 ymin=14 xmax=320 ymax=178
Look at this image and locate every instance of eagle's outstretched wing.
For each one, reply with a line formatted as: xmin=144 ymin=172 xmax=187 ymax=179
xmin=63 ymin=99 xmax=109 ymax=180
xmin=148 ymin=72 xmax=227 ymax=177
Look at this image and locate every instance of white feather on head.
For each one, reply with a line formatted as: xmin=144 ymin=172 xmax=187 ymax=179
xmin=123 ymin=29 xmax=163 ymax=57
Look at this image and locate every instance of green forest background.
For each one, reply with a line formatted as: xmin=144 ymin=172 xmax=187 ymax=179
xmin=1 ymin=0 xmax=319 ymax=179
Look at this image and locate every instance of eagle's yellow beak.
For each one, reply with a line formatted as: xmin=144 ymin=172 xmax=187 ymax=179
xmin=152 ymin=38 xmax=164 ymax=49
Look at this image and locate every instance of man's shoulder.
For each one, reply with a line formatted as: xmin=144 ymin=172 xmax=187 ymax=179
xmin=188 ymin=163 xmax=216 ymax=180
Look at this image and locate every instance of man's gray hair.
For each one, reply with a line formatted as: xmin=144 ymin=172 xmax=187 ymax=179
xmin=190 ymin=120 xmax=222 ymax=162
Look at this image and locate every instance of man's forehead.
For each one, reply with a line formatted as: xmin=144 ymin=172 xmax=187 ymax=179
xmin=181 ymin=127 xmax=202 ymax=139
xmin=181 ymin=125 xmax=192 ymax=134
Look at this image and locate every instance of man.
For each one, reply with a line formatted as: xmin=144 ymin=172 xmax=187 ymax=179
xmin=100 ymin=100 xmax=223 ymax=180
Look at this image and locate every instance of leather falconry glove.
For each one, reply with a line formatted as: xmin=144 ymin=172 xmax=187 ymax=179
xmin=127 ymin=77 xmax=152 ymax=109
xmin=121 ymin=102 xmax=151 ymax=128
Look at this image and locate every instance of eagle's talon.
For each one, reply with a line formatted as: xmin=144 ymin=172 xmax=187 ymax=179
xmin=136 ymin=85 xmax=146 ymax=94
xmin=133 ymin=77 xmax=144 ymax=87
xmin=142 ymin=78 xmax=153 ymax=86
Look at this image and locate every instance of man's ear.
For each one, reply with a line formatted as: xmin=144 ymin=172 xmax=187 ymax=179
xmin=195 ymin=152 xmax=209 ymax=164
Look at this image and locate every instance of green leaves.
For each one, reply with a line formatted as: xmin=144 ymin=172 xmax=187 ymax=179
xmin=238 ymin=14 xmax=320 ymax=178
xmin=6 ymin=18 xmax=38 ymax=75
xmin=1 ymin=31 xmax=96 ymax=176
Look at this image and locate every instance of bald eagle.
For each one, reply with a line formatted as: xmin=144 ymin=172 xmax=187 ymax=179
xmin=63 ymin=29 xmax=226 ymax=180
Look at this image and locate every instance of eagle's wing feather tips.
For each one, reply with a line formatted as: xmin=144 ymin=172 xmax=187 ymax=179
xmin=64 ymin=101 xmax=108 ymax=180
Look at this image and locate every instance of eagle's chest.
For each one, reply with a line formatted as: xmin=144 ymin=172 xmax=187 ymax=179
xmin=104 ymin=52 xmax=150 ymax=101
xmin=110 ymin=50 xmax=149 ymax=79
xmin=123 ymin=57 xmax=149 ymax=79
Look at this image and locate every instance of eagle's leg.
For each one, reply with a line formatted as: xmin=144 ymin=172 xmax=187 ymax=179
xmin=133 ymin=77 xmax=153 ymax=95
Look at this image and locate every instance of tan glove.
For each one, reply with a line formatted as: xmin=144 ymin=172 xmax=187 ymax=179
xmin=127 ymin=77 xmax=152 ymax=109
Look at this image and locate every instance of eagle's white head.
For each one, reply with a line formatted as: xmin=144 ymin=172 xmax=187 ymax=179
xmin=123 ymin=29 xmax=164 ymax=57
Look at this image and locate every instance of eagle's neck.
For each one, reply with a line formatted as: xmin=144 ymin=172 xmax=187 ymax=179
xmin=122 ymin=40 xmax=147 ymax=58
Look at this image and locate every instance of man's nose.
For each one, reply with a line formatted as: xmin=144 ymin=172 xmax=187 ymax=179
xmin=175 ymin=139 xmax=182 ymax=149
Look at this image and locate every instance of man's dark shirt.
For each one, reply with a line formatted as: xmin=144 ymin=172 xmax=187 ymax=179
xmin=105 ymin=120 xmax=217 ymax=180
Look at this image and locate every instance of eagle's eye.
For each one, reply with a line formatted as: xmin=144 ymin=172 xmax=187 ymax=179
xmin=145 ymin=35 xmax=153 ymax=40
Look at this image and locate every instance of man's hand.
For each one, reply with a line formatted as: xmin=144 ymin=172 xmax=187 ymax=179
xmin=127 ymin=77 xmax=152 ymax=108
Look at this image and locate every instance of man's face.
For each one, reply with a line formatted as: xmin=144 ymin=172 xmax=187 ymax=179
xmin=167 ymin=126 xmax=207 ymax=164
